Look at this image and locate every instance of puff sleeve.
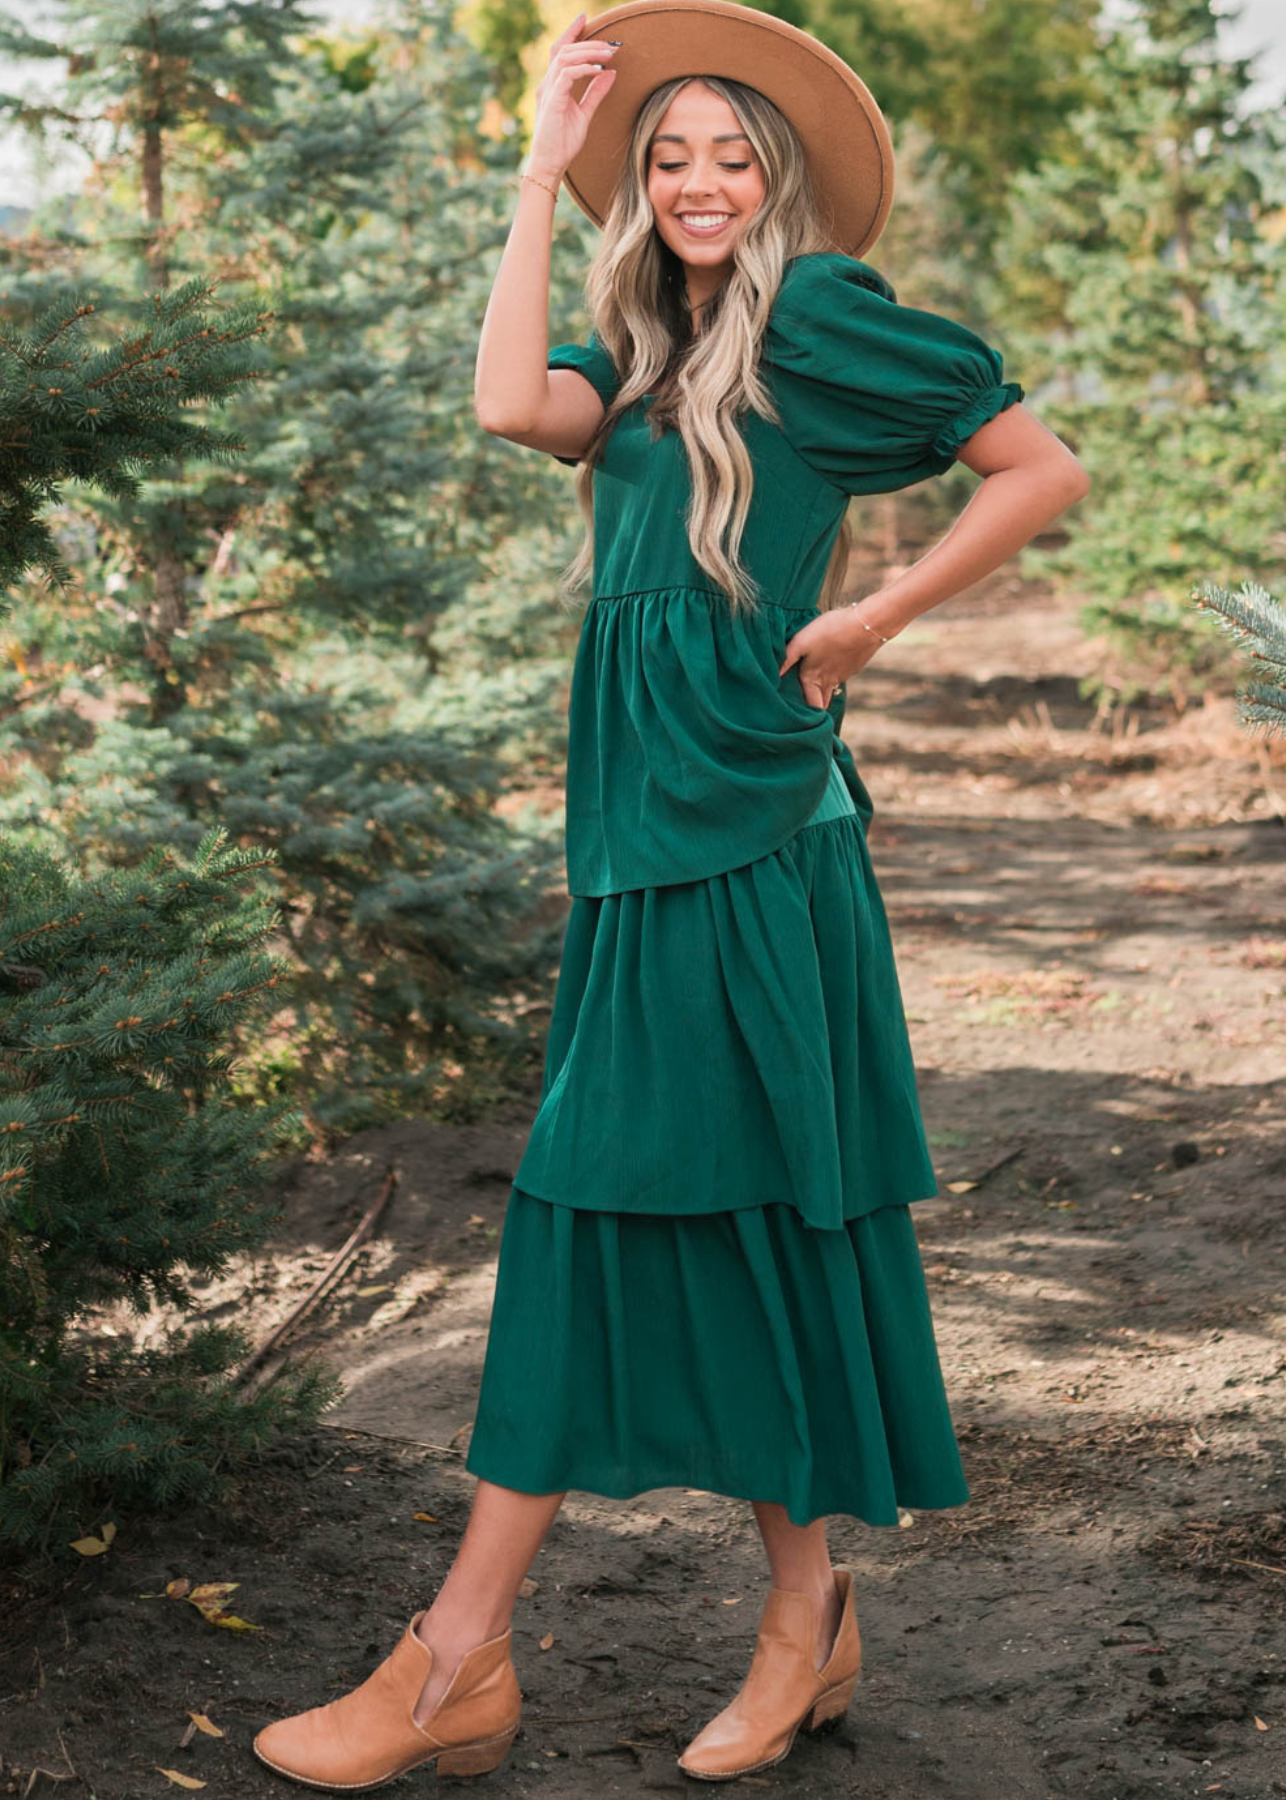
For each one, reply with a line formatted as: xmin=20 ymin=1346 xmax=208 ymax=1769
xmin=547 ymin=329 xmax=620 ymax=466
xmin=762 ymin=252 xmax=1024 ymax=495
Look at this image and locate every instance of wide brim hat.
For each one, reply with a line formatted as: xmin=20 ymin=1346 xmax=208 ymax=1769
xmin=560 ymin=0 xmax=895 ymax=260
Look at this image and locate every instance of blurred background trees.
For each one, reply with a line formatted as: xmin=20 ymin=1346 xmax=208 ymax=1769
xmin=1 ymin=0 xmax=605 ymax=1140
xmin=992 ymin=0 xmax=1286 ymax=706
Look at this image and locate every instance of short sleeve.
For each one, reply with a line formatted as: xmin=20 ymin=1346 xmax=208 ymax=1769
xmin=547 ymin=329 xmax=621 ymax=465
xmin=762 ymin=252 xmax=1025 ymax=495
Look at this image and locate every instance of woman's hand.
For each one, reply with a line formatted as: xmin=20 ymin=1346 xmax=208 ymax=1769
xmin=779 ymin=607 xmax=890 ymax=710
xmin=529 ymin=12 xmax=620 ymax=179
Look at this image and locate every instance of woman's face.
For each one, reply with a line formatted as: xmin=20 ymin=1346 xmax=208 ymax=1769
xmin=646 ymin=81 xmax=766 ymax=284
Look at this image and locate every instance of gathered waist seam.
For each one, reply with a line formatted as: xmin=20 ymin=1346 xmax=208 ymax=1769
xmin=592 ymin=584 xmax=819 ymax=616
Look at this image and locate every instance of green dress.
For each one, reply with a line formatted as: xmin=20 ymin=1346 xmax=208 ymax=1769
xmin=464 ymin=250 xmax=1023 ymax=1527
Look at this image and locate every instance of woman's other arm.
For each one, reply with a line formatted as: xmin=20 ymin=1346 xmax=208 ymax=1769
xmin=473 ymin=13 xmax=619 ymax=462
xmin=779 ymin=404 xmax=1091 ymax=707
xmin=848 ymin=403 xmax=1091 ymax=644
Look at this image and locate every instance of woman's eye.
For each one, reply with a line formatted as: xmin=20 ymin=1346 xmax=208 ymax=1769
xmin=655 ymin=161 xmax=751 ymax=172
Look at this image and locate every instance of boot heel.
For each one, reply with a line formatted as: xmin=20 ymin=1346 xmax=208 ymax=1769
xmin=435 ymin=1724 xmax=519 ymax=1777
xmin=806 ymin=1672 xmax=858 ymax=1732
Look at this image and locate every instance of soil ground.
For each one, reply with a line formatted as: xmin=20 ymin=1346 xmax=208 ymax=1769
xmin=4 ymin=565 xmax=1285 ymax=1800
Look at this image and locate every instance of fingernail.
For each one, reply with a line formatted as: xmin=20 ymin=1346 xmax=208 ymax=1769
xmin=605 ymin=37 xmax=622 ymax=44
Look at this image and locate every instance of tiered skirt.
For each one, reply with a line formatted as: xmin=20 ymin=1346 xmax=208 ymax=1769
xmin=464 ymin=760 xmax=970 ymax=1527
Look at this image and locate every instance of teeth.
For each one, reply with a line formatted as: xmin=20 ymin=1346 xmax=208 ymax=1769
xmin=680 ymin=214 xmax=731 ymax=227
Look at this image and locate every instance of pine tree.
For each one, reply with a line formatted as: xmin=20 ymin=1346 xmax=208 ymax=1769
xmin=993 ymin=0 xmax=1286 ymax=705
xmin=0 ymin=0 xmax=322 ymax=697
xmin=0 ymin=0 xmax=597 ymax=1131
xmin=0 ymin=826 xmax=342 ymax=1557
xmin=801 ymin=0 xmax=1102 ymax=251
xmin=0 ymin=283 xmax=273 ymax=596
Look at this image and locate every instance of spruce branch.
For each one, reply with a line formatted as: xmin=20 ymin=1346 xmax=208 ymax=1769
xmin=1193 ymin=579 xmax=1286 ymax=738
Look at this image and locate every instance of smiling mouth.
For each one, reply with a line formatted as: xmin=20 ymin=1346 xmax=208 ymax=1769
xmin=676 ymin=213 xmax=734 ymax=235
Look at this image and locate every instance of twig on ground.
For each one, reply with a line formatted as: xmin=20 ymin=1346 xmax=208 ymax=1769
xmin=234 ymin=1166 xmax=398 ymax=1387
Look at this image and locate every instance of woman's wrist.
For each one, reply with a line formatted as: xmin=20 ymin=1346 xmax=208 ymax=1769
xmin=843 ymin=596 xmax=904 ymax=646
xmin=521 ymin=157 xmax=566 ymax=191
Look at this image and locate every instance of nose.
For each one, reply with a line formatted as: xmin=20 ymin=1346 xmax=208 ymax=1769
xmin=680 ymin=159 xmax=722 ymax=203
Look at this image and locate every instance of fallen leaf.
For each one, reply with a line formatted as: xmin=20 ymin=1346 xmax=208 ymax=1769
xmin=166 ymin=1577 xmax=192 ymax=1600
xmin=356 ymin=1284 xmax=393 ymax=1297
xmin=539 ymin=1631 xmax=555 ymax=1650
xmin=156 ymin=1770 xmax=206 ymax=1789
xmin=101 ymin=1521 xmax=117 ymax=1545
xmin=189 ymin=1712 xmax=224 ymax=1738
xmin=187 ymin=1582 xmax=259 ymax=1631
xmin=412 ymin=1512 xmax=438 ymax=1523
xmin=189 ymin=1581 xmax=239 ymax=1604
xmin=518 ymin=1577 xmax=539 ymax=1597
xmin=469 ymin=1214 xmax=485 ymax=1225
xmin=721 ymin=1596 xmax=743 ymax=1606
xmin=1255 ymin=1716 xmax=1269 ymax=1731
xmin=69 ymin=1533 xmax=111 ymax=1556
xmin=945 ymin=1180 xmax=977 ymax=1194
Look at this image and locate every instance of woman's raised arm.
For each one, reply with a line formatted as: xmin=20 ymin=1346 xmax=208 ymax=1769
xmin=473 ymin=14 xmax=619 ymax=459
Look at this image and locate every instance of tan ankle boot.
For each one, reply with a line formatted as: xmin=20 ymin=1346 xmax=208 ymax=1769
xmin=253 ymin=1610 xmax=521 ymax=1791
xmin=677 ymin=1565 xmax=861 ymax=1781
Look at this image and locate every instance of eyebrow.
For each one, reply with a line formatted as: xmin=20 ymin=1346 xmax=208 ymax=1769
xmin=650 ymin=132 xmax=752 ymax=145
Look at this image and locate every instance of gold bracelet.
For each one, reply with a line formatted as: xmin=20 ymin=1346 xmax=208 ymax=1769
xmin=520 ymin=170 xmax=561 ymax=201
xmin=846 ymin=602 xmax=891 ymax=645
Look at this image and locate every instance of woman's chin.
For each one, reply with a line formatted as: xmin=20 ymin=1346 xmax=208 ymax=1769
xmin=663 ymin=232 xmax=742 ymax=272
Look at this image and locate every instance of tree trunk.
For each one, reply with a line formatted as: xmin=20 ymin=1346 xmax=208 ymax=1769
xmin=140 ymin=53 xmax=189 ymax=713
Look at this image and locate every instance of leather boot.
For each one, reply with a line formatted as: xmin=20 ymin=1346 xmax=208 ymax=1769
xmin=253 ymin=1610 xmax=521 ymax=1791
xmin=678 ymin=1565 xmax=860 ymax=1781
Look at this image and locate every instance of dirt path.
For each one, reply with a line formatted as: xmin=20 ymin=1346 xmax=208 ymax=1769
xmin=5 ymin=575 xmax=1285 ymax=1800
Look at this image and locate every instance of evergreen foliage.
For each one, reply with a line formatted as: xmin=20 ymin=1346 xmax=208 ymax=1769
xmin=0 ymin=827 xmax=342 ymax=1557
xmin=0 ymin=282 xmax=273 ymax=596
xmin=0 ymin=0 xmax=597 ymax=1131
xmin=799 ymin=0 xmax=1102 ymax=253
xmin=1193 ymin=579 xmax=1286 ymax=738
xmin=992 ymin=0 xmax=1286 ymax=704
xmin=0 ymin=0 xmax=319 ymax=296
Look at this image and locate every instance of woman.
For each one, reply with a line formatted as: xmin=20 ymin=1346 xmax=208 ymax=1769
xmin=253 ymin=0 xmax=1089 ymax=1788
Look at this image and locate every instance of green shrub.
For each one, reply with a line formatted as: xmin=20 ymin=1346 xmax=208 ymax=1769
xmin=0 ymin=826 xmax=341 ymax=1558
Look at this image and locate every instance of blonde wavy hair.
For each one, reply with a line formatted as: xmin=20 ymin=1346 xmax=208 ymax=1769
xmin=558 ymin=74 xmax=857 ymax=618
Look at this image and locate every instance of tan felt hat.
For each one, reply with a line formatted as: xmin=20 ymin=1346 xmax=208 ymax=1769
xmin=560 ymin=0 xmax=895 ymax=259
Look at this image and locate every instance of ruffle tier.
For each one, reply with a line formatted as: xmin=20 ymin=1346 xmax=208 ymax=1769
xmin=464 ymin=1187 xmax=971 ymax=1528
xmin=514 ymin=759 xmax=939 ymax=1233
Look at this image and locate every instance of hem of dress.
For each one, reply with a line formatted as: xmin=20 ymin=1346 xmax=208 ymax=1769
xmin=566 ymin=800 xmax=863 ymax=900
xmin=461 ymin=1445 xmax=971 ymax=1531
